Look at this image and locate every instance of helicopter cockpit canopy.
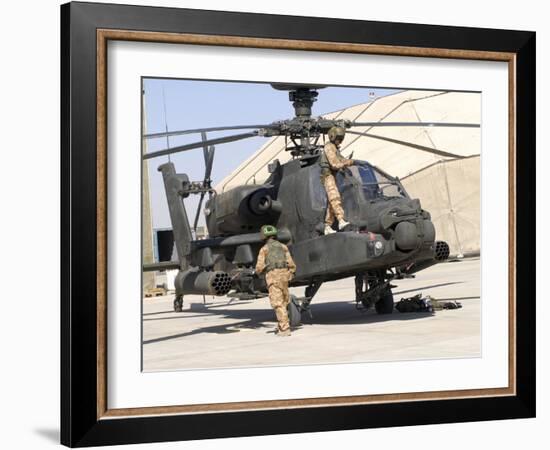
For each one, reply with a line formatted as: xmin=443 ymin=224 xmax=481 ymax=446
xmin=346 ymin=162 xmax=408 ymax=201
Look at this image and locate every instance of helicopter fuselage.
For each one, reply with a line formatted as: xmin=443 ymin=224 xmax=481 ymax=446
xmin=193 ymin=156 xmax=446 ymax=292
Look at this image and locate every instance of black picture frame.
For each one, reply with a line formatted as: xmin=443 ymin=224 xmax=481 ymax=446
xmin=61 ymin=1 xmax=535 ymax=447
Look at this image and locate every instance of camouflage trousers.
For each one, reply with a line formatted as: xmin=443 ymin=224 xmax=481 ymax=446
xmin=321 ymin=172 xmax=345 ymax=225
xmin=266 ymin=268 xmax=292 ymax=332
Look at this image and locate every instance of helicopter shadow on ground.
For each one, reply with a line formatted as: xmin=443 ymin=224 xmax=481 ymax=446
xmin=392 ymin=281 xmax=463 ymax=297
xmin=142 ymin=299 xmax=257 ymax=319
xmin=298 ymin=301 xmax=435 ymax=326
xmin=143 ymin=314 xmax=274 ymax=345
xmin=142 ymin=303 xmax=258 ymax=322
xmin=142 ymin=299 xmax=436 ymax=345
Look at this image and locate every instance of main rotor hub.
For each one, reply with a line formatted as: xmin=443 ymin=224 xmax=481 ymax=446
xmin=267 ymin=84 xmax=349 ymax=157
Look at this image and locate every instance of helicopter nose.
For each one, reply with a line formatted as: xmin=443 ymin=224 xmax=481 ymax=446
xmin=394 ymin=221 xmax=417 ymax=250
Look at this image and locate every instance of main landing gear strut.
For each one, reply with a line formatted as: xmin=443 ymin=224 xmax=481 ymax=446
xmin=355 ymin=270 xmax=396 ymax=314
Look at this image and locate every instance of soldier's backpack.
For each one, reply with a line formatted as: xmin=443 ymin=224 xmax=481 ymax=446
xmin=395 ymin=293 xmax=463 ymax=313
xmin=265 ymin=239 xmax=288 ymax=272
xmin=395 ymin=293 xmax=433 ymax=313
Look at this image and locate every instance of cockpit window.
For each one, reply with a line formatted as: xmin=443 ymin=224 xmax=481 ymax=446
xmin=350 ymin=163 xmax=407 ymax=200
xmin=309 ymin=164 xmax=328 ymax=209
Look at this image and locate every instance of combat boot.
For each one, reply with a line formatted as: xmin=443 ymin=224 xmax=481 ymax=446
xmin=324 ymin=225 xmax=336 ymax=235
xmin=338 ymin=219 xmax=350 ymax=230
xmin=275 ymin=328 xmax=291 ymax=337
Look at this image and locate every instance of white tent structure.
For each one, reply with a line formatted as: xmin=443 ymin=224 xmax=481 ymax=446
xmin=217 ymin=90 xmax=481 ymax=256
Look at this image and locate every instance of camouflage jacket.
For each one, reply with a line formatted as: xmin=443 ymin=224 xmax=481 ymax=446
xmin=320 ymin=142 xmax=353 ymax=175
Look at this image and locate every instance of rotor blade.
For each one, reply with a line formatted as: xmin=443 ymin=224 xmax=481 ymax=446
xmin=350 ymin=122 xmax=480 ymax=128
xmin=193 ymin=151 xmax=215 ymax=232
xmin=144 ymin=124 xmax=272 ymax=140
xmin=199 ymin=132 xmax=215 ymax=183
xmin=143 ymin=132 xmax=258 ymax=160
xmin=346 ymin=130 xmax=467 ymax=159
xmin=201 ymin=131 xmax=209 ymax=164
xmin=205 ymin=146 xmax=215 ymax=181
xmin=192 ymin=134 xmax=215 ymax=233
xmin=193 ymin=192 xmax=206 ymax=232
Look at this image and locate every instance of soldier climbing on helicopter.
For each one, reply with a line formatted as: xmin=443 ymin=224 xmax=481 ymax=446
xmin=320 ymin=126 xmax=354 ymax=235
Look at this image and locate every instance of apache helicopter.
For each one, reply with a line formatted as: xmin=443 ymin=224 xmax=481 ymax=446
xmin=143 ymin=83 xmax=478 ymax=326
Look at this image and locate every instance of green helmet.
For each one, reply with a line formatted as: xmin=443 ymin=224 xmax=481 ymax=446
xmin=328 ymin=126 xmax=345 ymax=143
xmin=261 ymin=224 xmax=278 ymax=239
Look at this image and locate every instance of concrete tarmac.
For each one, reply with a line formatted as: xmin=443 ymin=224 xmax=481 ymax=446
xmin=143 ymin=258 xmax=480 ymax=371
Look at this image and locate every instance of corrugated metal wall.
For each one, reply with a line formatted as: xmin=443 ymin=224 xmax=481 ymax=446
xmin=402 ymin=156 xmax=480 ymax=256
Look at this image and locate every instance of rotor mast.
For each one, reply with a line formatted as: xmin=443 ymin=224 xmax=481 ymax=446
xmin=289 ymin=87 xmax=318 ymax=155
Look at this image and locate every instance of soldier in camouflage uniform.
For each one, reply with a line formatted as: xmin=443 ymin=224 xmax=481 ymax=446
xmin=255 ymin=225 xmax=297 ymax=336
xmin=320 ymin=126 xmax=354 ymax=235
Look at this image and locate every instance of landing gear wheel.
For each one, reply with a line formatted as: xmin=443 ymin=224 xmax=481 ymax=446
xmin=173 ymin=296 xmax=183 ymax=313
xmin=287 ymin=295 xmax=302 ymax=327
xmin=375 ymin=289 xmax=394 ymax=314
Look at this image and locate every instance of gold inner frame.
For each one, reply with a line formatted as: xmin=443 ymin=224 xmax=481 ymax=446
xmin=96 ymin=29 xmax=517 ymax=419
